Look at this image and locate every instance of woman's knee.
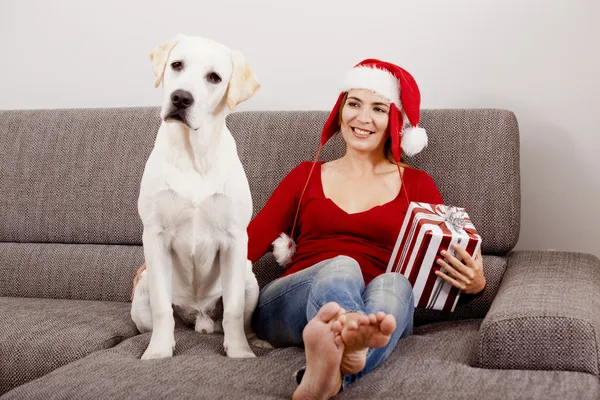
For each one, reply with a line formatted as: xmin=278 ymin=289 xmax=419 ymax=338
xmin=314 ymin=255 xmax=364 ymax=287
xmin=316 ymin=255 xmax=362 ymax=277
xmin=307 ymin=256 xmax=365 ymax=318
xmin=368 ymin=273 xmax=414 ymax=305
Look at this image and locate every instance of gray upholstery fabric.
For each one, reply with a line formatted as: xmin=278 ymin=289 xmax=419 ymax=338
xmin=228 ymin=109 xmax=520 ymax=256
xmin=4 ymin=320 xmax=598 ymax=400
xmin=4 ymin=106 xmax=595 ymax=398
xmin=414 ymin=255 xmax=507 ymax=326
xmin=478 ymin=251 xmax=600 ymax=376
xmin=251 ymin=252 xmax=287 ymax=290
xmin=0 ymin=240 xmax=504 ymax=320
xmin=410 ymin=109 xmax=521 ymax=255
xmin=0 ymin=297 xmax=138 ymax=394
xmin=1 ymin=108 xmax=520 ymax=256
xmin=339 ymin=320 xmax=599 ymax=400
xmin=0 ymin=107 xmax=159 ymax=245
xmin=0 ymin=242 xmax=143 ymax=302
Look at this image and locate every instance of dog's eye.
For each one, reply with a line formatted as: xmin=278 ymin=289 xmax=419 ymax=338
xmin=207 ymin=72 xmax=222 ymax=84
xmin=171 ymin=61 xmax=183 ymax=71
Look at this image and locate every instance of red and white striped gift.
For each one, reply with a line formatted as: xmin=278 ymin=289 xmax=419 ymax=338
xmin=386 ymin=202 xmax=482 ymax=312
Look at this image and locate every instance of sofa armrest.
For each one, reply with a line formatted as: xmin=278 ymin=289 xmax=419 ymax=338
xmin=477 ymin=251 xmax=600 ymax=376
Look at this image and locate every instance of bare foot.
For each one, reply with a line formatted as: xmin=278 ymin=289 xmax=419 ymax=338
xmin=292 ymin=302 xmax=345 ymax=400
xmin=339 ymin=311 xmax=396 ymax=375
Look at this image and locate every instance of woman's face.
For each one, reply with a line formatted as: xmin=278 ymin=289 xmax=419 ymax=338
xmin=339 ymin=89 xmax=391 ymax=157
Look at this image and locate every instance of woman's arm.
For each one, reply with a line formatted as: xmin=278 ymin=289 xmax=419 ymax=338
xmin=247 ymin=162 xmax=311 ymax=263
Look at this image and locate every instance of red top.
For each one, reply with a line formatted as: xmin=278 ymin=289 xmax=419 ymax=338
xmin=247 ymin=161 xmax=444 ymax=284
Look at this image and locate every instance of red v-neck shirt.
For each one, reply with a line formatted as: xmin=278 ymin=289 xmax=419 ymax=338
xmin=248 ymin=161 xmax=444 ymax=284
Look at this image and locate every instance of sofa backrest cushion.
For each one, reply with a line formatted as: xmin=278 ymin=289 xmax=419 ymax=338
xmin=0 ymin=107 xmax=520 ymax=256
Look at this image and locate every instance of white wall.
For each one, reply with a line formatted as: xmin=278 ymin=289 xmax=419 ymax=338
xmin=1 ymin=0 xmax=599 ymax=258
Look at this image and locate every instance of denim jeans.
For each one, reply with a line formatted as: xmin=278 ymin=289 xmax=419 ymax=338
xmin=251 ymin=255 xmax=415 ymax=388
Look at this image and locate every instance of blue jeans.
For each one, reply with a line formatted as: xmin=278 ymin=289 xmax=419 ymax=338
xmin=251 ymin=255 xmax=415 ymax=388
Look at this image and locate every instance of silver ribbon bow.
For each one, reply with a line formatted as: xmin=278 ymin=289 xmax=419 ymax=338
xmin=436 ymin=205 xmax=468 ymax=233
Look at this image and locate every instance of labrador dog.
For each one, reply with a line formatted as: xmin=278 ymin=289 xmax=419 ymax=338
xmin=131 ymin=34 xmax=267 ymax=359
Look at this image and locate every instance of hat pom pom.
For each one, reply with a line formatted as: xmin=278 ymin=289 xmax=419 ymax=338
xmin=402 ymin=126 xmax=428 ymax=157
xmin=272 ymin=233 xmax=296 ymax=267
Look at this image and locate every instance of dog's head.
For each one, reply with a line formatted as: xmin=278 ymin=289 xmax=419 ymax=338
xmin=150 ymin=35 xmax=260 ymax=131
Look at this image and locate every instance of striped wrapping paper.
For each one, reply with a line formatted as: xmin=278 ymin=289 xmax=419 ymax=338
xmin=386 ymin=202 xmax=482 ymax=312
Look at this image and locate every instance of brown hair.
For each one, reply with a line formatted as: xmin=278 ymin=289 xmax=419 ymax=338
xmin=338 ymin=92 xmax=410 ymax=167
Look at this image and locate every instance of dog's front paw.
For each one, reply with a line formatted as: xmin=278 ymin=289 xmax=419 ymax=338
xmin=141 ymin=335 xmax=176 ymax=360
xmin=224 ymin=340 xmax=256 ymax=358
xmin=141 ymin=345 xmax=173 ymax=360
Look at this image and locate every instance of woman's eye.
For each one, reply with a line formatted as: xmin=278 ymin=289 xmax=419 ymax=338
xmin=171 ymin=61 xmax=183 ymax=71
xmin=348 ymin=102 xmax=359 ymax=107
xmin=374 ymin=107 xmax=386 ymax=113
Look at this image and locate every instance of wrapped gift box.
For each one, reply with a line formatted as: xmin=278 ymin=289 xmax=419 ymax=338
xmin=386 ymin=202 xmax=482 ymax=312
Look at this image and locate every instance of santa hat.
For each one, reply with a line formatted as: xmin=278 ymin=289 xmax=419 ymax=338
xmin=272 ymin=59 xmax=427 ymax=267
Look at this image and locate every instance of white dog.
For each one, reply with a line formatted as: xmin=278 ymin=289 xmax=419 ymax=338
xmin=131 ymin=34 xmax=267 ymax=359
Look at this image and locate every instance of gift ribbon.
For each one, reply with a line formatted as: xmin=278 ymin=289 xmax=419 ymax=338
xmin=434 ymin=204 xmax=468 ymax=233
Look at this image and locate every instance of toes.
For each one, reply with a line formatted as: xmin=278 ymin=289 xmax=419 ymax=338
xmin=368 ymin=313 xmax=378 ymax=324
xmin=357 ymin=314 xmax=370 ymax=326
xmin=347 ymin=320 xmax=359 ymax=330
xmin=331 ymin=320 xmax=343 ymax=334
xmin=380 ymin=315 xmax=397 ymax=335
xmin=334 ymin=335 xmax=345 ymax=350
xmin=376 ymin=311 xmax=386 ymax=322
xmin=317 ymin=302 xmax=342 ymax=323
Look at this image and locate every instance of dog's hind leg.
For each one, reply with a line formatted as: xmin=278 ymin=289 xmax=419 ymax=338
xmin=194 ymin=312 xmax=215 ymax=334
xmin=243 ymin=261 xmax=273 ymax=349
xmin=195 ymin=294 xmax=222 ymax=334
xmin=131 ymin=270 xmax=153 ymax=333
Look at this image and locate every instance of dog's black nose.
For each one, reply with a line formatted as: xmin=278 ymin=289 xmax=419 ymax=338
xmin=171 ymin=90 xmax=194 ymax=110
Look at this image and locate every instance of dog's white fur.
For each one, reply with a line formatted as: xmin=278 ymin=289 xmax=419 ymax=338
xmin=130 ymin=34 xmax=268 ymax=359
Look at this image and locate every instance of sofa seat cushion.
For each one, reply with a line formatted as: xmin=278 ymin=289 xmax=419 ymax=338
xmin=3 ymin=319 xmax=598 ymax=399
xmin=0 ymin=297 xmax=138 ymax=394
xmin=351 ymin=320 xmax=599 ymax=399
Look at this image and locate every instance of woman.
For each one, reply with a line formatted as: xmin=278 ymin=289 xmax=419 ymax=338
xmin=133 ymin=59 xmax=486 ymax=399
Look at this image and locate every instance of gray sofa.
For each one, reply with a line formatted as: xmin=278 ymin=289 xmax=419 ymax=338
xmin=0 ymin=107 xmax=599 ymax=399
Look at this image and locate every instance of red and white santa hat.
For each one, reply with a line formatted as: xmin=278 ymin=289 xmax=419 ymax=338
xmin=272 ymin=58 xmax=427 ymax=266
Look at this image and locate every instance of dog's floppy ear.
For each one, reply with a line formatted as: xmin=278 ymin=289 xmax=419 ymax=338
xmin=226 ymin=51 xmax=260 ymax=110
xmin=150 ymin=35 xmax=184 ymax=88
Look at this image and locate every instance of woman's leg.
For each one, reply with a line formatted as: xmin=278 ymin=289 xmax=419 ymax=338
xmin=305 ymin=255 xmax=366 ymax=321
xmin=292 ymin=302 xmax=346 ymax=400
xmin=253 ymin=257 xmax=411 ymax=396
xmin=251 ymin=255 xmax=366 ymax=347
xmin=342 ymin=272 xmax=414 ymax=387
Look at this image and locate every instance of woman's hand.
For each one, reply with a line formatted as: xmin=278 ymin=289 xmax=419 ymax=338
xmin=434 ymin=244 xmax=485 ymax=295
xmin=131 ymin=263 xmax=147 ymax=301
